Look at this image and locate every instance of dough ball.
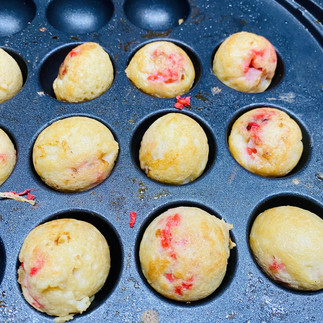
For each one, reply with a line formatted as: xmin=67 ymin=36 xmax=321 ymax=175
xmin=0 ymin=48 xmax=23 ymax=103
xmin=0 ymin=128 xmax=16 ymax=185
xmin=53 ymin=42 xmax=114 ymax=102
xmin=250 ymin=206 xmax=323 ymax=291
xmin=228 ymin=107 xmax=303 ymax=177
xmin=139 ymin=113 xmax=209 ymax=185
xmin=18 ymin=218 xmax=110 ymax=322
xmin=125 ymin=41 xmax=195 ymax=98
xmin=33 ymin=116 xmax=119 ymax=192
xmin=139 ymin=206 xmax=235 ymax=301
xmin=213 ymin=31 xmax=277 ymax=93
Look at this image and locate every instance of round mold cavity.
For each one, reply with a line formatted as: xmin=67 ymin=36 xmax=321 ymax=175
xmin=226 ymin=105 xmax=310 ymax=178
xmin=135 ymin=200 xmax=237 ymax=305
xmin=46 ymin=0 xmax=114 ymax=34
xmin=0 ymin=0 xmax=36 ymax=37
xmin=29 ymin=113 xmax=120 ymax=192
xmin=130 ymin=110 xmax=216 ymax=185
xmin=124 ymin=0 xmax=190 ymax=31
xmin=38 ymin=43 xmax=115 ymax=101
xmin=0 ymin=47 xmax=28 ymax=88
xmin=126 ymin=39 xmax=202 ymax=97
xmin=247 ymin=193 xmax=323 ymax=293
xmin=0 ymin=237 xmax=5 ymax=285
xmin=16 ymin=209 xmax=123 ymax=319
xmin=211 ymin=40 xmax=284 ymax=93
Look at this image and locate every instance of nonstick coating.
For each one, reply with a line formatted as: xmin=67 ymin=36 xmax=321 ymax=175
xmin=0 ymin=0 xmax=322 ymax=322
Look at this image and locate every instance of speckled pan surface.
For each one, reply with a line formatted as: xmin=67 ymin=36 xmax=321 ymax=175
xmin=0 ymin=0 xmax=322 ymax=322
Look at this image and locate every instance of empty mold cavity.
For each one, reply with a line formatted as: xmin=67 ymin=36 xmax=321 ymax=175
xmin=247 ymin=193 xmax=323 ymax=293
xmin=0 ymin=237 xmax=5 ymax=285
xmin=0 ymin=0 xmax=36 ymax=37
xmin=39 ymin=43 xmax=115 ymax=100
xmin=46 ymin=0 xmax=114 ymax=34
xmin=135 ymin=200 xmax=237 ymax=305
xmin=16 ymin=209 xmax=123 ymax=319
xmin=211 ymin=41 xmax=284 ymax=93
xmin=124 ymin=0 xmax=190 ymax=31
xmin=226 ymin=105 xmax=310 ymax=177
xmin=126 ymin=39 xmax=202 ymax=97
xmin=130 ymin=110 xmax=216 ymax=185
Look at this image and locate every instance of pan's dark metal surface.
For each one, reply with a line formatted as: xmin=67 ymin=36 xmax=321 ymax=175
xmin=0 ymin=0 xmax=322 ymax=322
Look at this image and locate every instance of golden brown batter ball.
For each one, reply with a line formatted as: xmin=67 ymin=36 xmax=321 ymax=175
xmin=228 ymin=107 xmax=303 ymax=177
xmin=140 ymin=206 xmax=235 ymax=301
xmin=0 ymin=128 xmax=16 ymax=185
xmin=0 ymin=48 xmax=23 ymax=103
xmin=139 ymin=113 xmax=209 ymax=185
xmin=53 ymin=42 xmax=114 ymax=102
xmin=33 ymin=116 xmax=119 ymax=192
xmin=18 ymin=218 xmax=110 ymax=322
xmin=213 ymin=31 xmax=277 ymax=93
xmin=125 ymin=41 xmax=195 ymax=98
xmin=250 ymin=206 xmax=323 ymax=291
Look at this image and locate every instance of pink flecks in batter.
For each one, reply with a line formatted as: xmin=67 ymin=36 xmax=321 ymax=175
xmin=243 ymin=48 xmax=271 ymax=83
xmin=22 ymin=268 xmax=44 ymax=309
xmin=0 ymin=153 xmax=7 ymax=162
xmin=174 ymin=276 xmax=194 ymax=296
xmin=160 ymin=213 xmax=181 ymax=260
xmin=69 ymin=49 xmax=79 ymax=58
xmin=30 ymin=257 xmax=45 ymax=276
xmin=269 ymin=256 xmax=286 ymax=274
xmin=32 ymin=298 xmax=44 ymax=309
xmin=244 ymin=109 xmax=276 ymax=156
xmin=164 ymin=272 xmax=175 ymax=283
xmin=61 ymin=63 xmax=68 ymax=76
xmin=147 ymin=49 xmax=184 ymax=84
xmin=246 ymin=147 xmax=257 ymax=156
xmin=164 ymin=272 xmax=194 ymax=296
xmin=253 ymin=109 xmax=276 ymax=121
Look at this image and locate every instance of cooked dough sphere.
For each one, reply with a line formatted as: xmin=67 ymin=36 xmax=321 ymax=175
xmin=33 ymin=116 xmax=119 ymax=192
xmin=0 ymin=48 xmax=23 ymax=103
xmin=139 ymin=206 xmax=235 ymax=301
xmin=125 ymin=41 xmax=195 ymax=98
xmin=18 ymin=218 xmax=110 ymax=322
xmin=53 ymin=42 xmax=114 ymax=102
xmin=228 ymin=107 xmax=303 ymax=177
xmin=0 ymin=128 xmax=16 ymax=185
xmin=213 ymin=31 xmax=277 ymax=93
xmin=139 ymin=113 xmax=209 ymax=185
xmin=250 ymin=206 xmax=323 ymax=291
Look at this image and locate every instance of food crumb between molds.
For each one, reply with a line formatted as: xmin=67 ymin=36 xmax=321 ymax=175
xmin=292 ymin=178 xmax=300 ymax=185
xmin=211 ymin=86 xmax=222 ymax=95
xmin=141 ymin=309 xmax=159 ymax=323
xmin=316 ymin=172 xmax=323 ymax=180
